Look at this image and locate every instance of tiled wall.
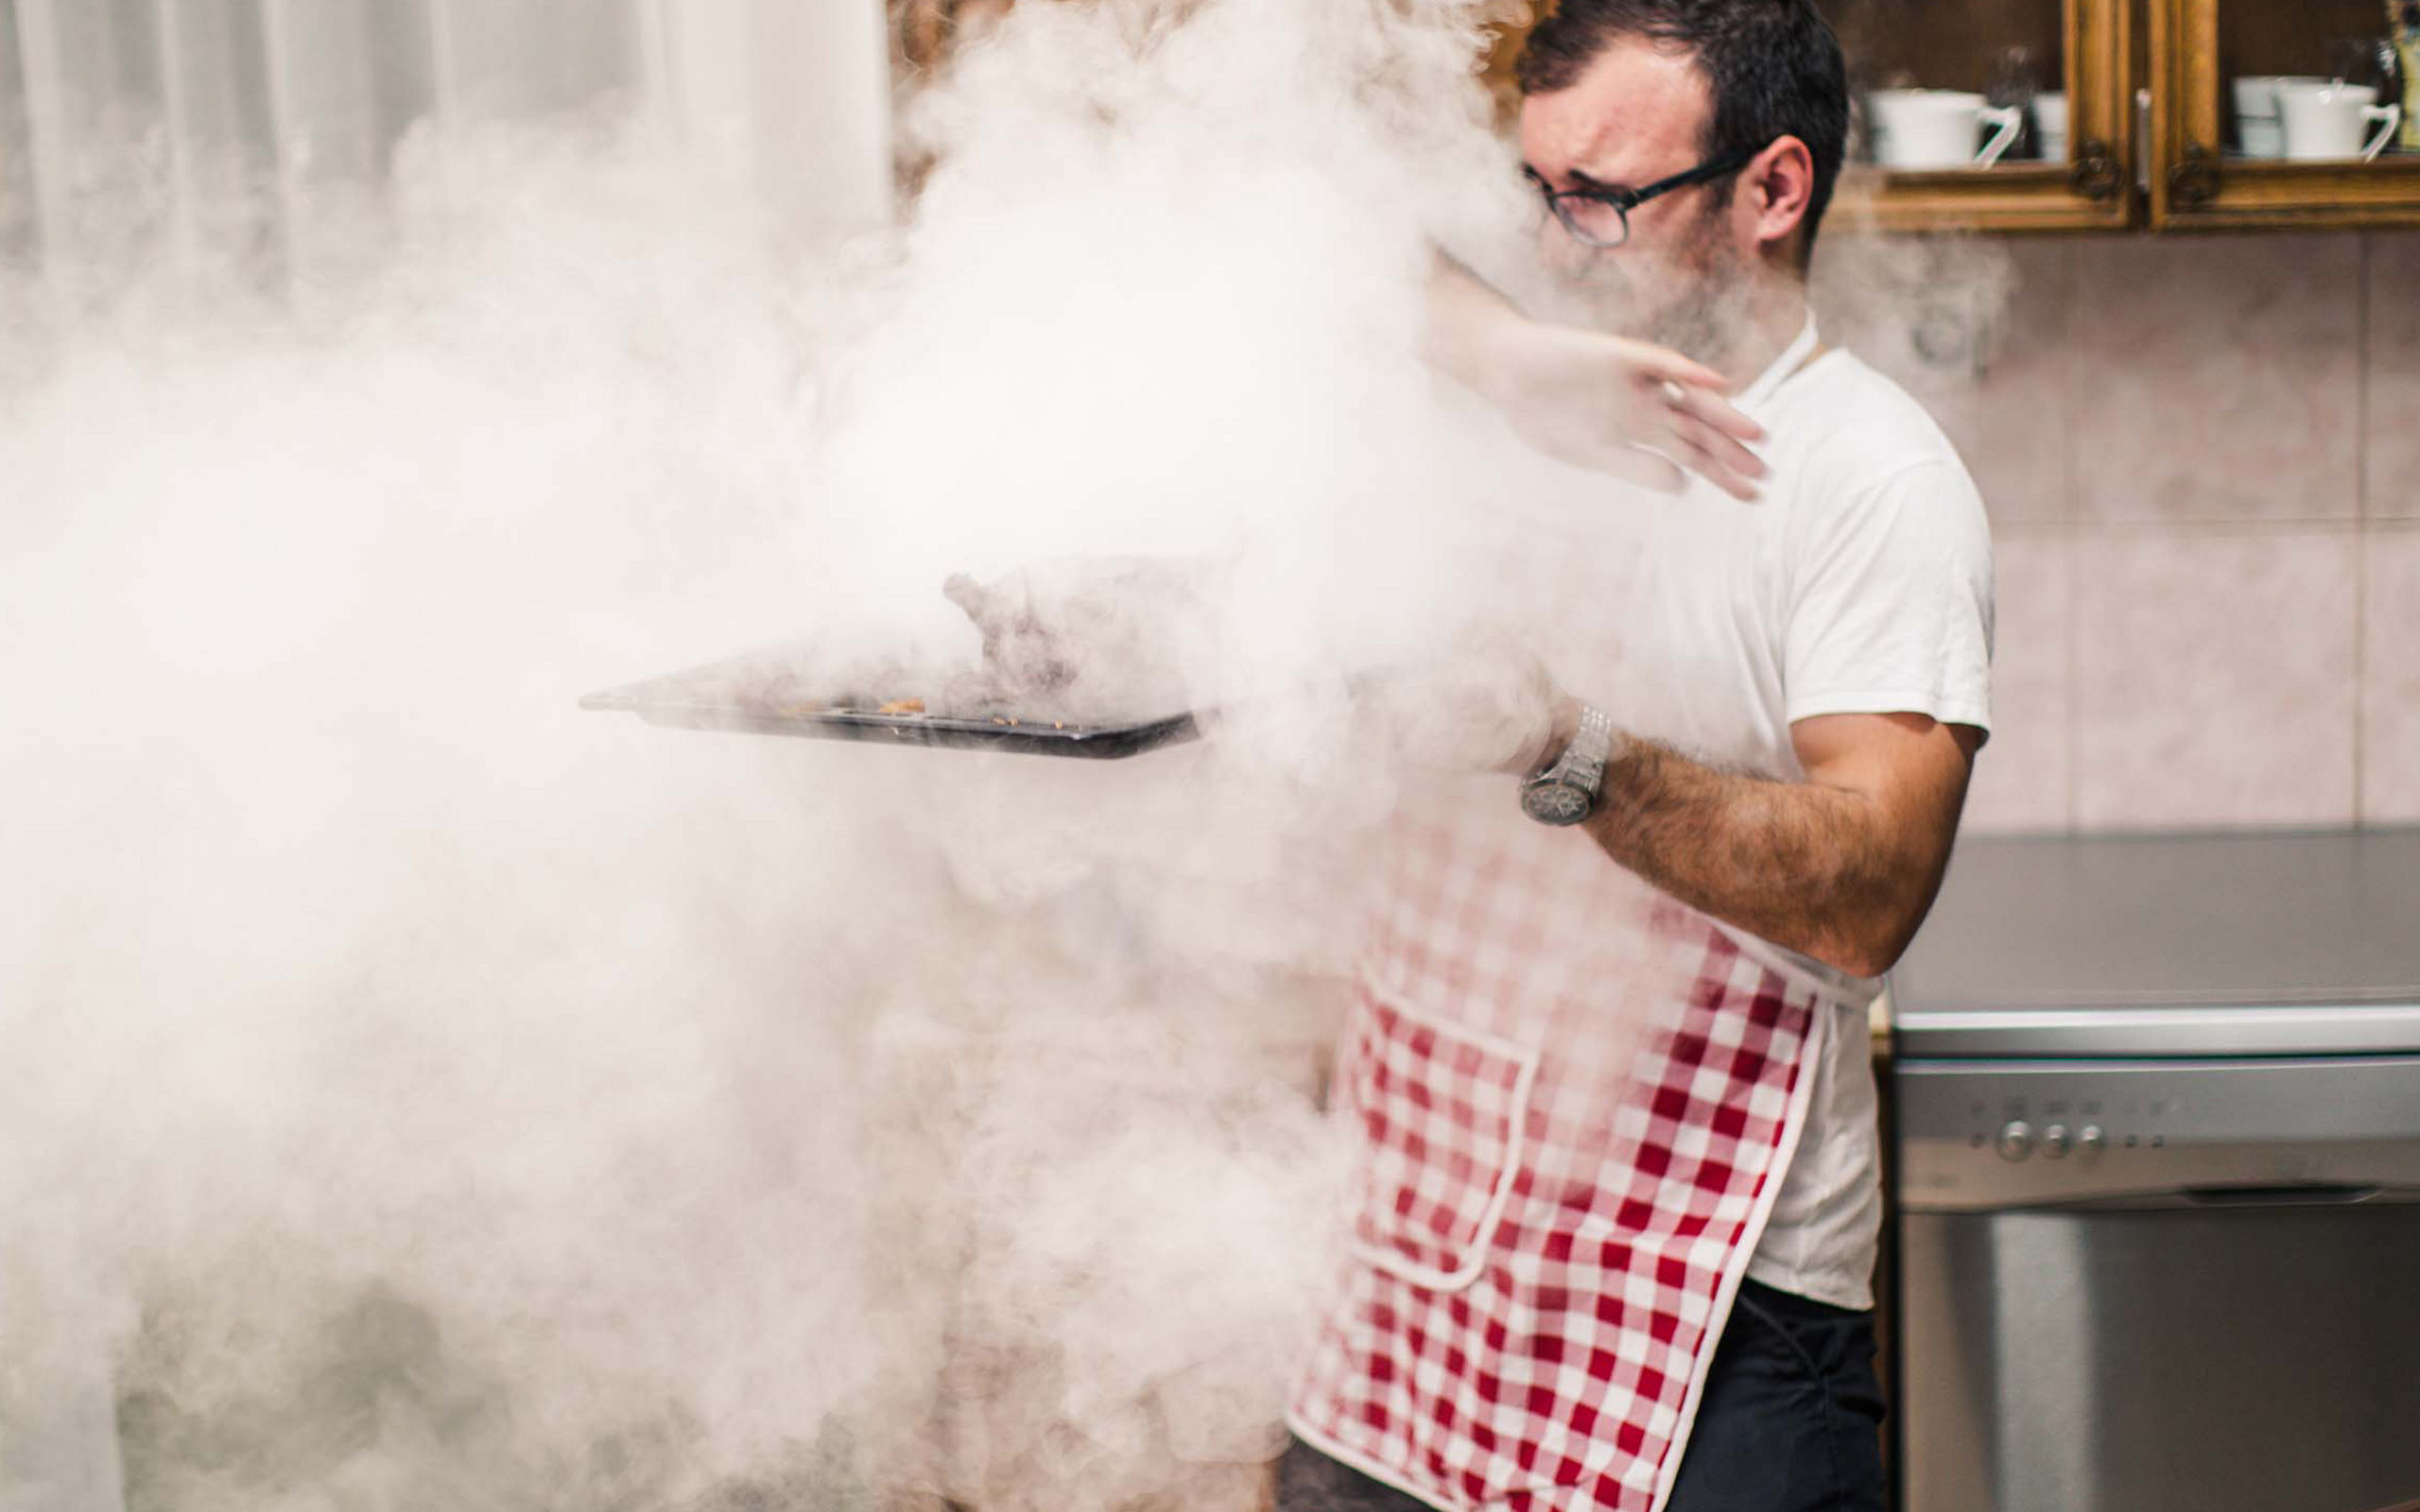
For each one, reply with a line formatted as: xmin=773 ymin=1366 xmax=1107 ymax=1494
xmin=1859 ymin=232 xmax=2419 ymax=834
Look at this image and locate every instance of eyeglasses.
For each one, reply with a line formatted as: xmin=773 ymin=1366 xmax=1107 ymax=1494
xmin=1524 ymin=149 xmax=1759 ymax=249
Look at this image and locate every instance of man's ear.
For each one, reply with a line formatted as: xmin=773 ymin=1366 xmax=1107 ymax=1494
xmin=1744 ymin=135 xmax=1816 ymax=254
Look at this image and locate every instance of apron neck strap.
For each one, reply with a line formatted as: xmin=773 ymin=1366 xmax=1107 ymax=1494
xmin=1736 ymin=315 xmax=1821 ymax=409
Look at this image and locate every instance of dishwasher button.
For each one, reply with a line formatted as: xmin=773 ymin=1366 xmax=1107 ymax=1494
xmin=1996 ymin=1121 xmax=2034 ymax=1160
xmin=2040 ymin=1124 xmax=2072 ymax=1160
xmin=2077 ymin=1125 xmax=2106 ymax=1157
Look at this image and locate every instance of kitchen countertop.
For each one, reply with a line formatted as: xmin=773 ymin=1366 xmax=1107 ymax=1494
xmin=1885 ymin=826 xmax=2420 ymax=1058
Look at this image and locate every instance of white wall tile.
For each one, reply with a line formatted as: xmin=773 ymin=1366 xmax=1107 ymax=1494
xmin=1963 ymin=531 xmax=2070 ymax=833
xmin=2366 ymin=233 xmax=2420 ymax=524
xmin=2361 ymin=528 xmax=2420 ymax=821
xmin=2072 ymin=235 xmax=2361 ymax=525
xmin=2073 ymin=530 xmax=2359 ymax=829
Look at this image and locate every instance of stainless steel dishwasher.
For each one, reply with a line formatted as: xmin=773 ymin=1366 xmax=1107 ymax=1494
xmin=1887 ymin=828 xmax=2420 ymax=1512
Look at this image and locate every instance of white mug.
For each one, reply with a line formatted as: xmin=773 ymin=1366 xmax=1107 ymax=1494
xmin=1868 ymin=89 xmax=2025 ymax=170
xmin=2033 ymin=91 xmax=2069 ymax=161
xmin=2275 ymin=79 xmax=2401 ymax=162
xmin=2231 ymin=75 xmax=2322 ymax=159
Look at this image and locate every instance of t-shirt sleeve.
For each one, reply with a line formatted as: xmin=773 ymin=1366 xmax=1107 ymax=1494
xmin=1782 ymin=455 xmax=1995 ymax=736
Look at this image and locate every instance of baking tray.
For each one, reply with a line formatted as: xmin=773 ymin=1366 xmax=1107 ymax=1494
xmin=579 ymin=651 xmax=1202 ymax=760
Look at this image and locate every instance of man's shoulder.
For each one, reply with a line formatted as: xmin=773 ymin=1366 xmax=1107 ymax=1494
xmin=1761 ymin=351 xmax=1986 ymax=540
xmin=1773 ymin=350 xmax=1968 ymax=480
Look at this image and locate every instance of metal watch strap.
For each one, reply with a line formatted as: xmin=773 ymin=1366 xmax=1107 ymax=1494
xmin=1521 ymin=704 xmax=1616 ymax=825
xmin=1555 ymin=705 xmax=1615 ymax=790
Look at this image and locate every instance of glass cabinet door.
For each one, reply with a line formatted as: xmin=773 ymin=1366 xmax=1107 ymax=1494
xmin=1829 ymin=0 xmax=2133 ymax=230
xmin=2152 ymin=0 xmax=2420 ymax=226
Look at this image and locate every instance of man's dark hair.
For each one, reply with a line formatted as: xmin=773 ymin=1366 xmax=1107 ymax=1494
xmin=1517 ymin=0 xmax=1848 ymax=265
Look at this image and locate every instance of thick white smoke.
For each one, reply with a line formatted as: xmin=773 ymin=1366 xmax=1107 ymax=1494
xmin=3 ymin=117 xmax=899 ymax=1509
xmin=0 ymin=4 xmax=1621 ymax=1510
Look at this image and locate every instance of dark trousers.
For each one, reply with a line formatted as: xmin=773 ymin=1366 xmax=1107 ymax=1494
xmin=1273 ymin=1280 xmax=1887 ymax=1512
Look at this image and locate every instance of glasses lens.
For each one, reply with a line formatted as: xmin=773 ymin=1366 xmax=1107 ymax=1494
xmin=1556 ymin=195 xmax=1629 ymax=249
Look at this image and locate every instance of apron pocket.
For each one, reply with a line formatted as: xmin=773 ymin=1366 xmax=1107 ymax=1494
xmin=1342 ymin=980 xmax=1541 ymax=1292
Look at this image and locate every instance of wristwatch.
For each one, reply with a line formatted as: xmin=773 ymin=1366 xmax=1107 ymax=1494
xmin=1520 ymin=704 xmax=1616 ymax=826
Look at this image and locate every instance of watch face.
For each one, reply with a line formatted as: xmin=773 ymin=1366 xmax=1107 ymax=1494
xmin=1522 ymin=781 xmax=1591 ymax=827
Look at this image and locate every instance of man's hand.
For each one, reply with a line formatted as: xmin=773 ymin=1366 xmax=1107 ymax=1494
xmin=939 ymin=557 xmax=1218 ymax=719
xmin=1361 ymin=633 xmax=1562 ymax=777
xmin=1426 ymin=258 xmax=1768 ymax=500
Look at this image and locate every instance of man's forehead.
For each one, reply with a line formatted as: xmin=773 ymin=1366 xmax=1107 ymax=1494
xmin=1520 ymin=39 xmax=1710 ymax=174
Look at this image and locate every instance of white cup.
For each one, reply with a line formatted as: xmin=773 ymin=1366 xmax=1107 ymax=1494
xmin=2275 ymin=79 xmax=2401 ymax=161
xmin=2033 ymin=91 xmax=2069 ymax=161
xmin=1868 ymin=89 xmax=2025 ymax=169
xmin=2234 ymin=75 xmax=2325 ymax=158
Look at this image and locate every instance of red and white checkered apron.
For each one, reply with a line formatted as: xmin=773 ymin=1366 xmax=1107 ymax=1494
xmin=1288 ymin=781 xmax=1841 ymax=1512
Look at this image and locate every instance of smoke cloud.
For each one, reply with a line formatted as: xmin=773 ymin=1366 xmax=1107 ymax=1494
xmin=0 ymin=4 xmax=1543 ymax=1509
xmin=2 ymin=3 xmax=2016 ymax=1508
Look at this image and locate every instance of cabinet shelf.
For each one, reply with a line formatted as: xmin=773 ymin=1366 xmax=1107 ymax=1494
xmin=2151 ymin=156 xmax=2420 ymax=230
xmin=1840 ymin=163 xmax=2132 ymax=234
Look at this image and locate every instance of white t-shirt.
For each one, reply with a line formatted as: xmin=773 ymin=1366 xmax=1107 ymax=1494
xmin=1593 ymin=318 xmax=1995 ymax=1312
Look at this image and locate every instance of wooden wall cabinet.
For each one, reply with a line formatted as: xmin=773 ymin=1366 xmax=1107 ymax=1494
xmin=1479 ymin=0 xmax=2420 ymax=234
xmin=909 ymin=0 xmax=2420 ymax=235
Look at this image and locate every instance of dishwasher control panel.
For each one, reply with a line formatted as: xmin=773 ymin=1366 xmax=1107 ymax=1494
xmin=1991 ymin=1117 xmax=2098 ymax=1160
xmin=1895 ymin=1056 xmax=2420 ymax=1211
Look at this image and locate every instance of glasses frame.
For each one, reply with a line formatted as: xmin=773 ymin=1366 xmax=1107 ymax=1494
xmin=1525 ymin=148 xmax=1761 ymax=249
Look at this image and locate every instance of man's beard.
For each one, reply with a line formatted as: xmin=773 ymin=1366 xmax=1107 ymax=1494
xmin=1550 ymin=203 xmax=1748 ymax=367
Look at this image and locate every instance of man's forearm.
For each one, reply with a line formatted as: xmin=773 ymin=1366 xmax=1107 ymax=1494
xmin=1579 ymin=733 xmax=1939 ymax=979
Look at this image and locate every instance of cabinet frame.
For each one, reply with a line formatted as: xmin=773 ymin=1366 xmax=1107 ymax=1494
xmin=2147 ymin=0 xmax=2420 ymax=229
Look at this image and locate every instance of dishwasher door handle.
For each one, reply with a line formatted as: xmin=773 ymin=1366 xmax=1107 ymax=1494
xmin=2179 ymin=1182 xmax=2386 ymax=1208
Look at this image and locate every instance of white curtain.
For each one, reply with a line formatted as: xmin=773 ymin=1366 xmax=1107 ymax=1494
xmin=0 ymin=0 xmax=891 ymax=303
